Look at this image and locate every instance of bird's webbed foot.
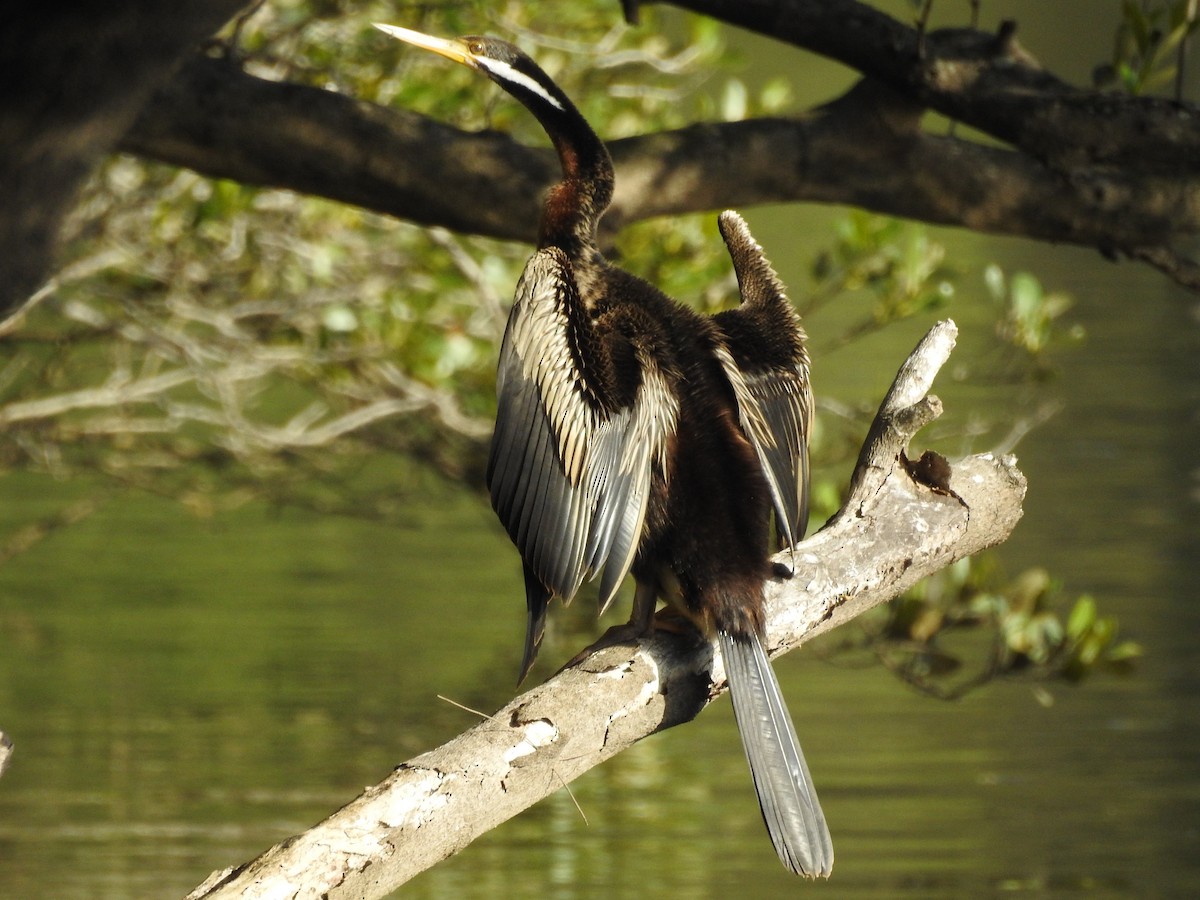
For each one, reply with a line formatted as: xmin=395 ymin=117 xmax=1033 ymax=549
xmin=772 ymin=560 xmax=795 ymax=580
xmin=560 ymin=620 xmax=647 ymax=673
xmin=560 ymin=581 xmax=680 ymax=672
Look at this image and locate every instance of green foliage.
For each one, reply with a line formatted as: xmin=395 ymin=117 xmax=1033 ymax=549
xmin=1062 ymin=593 xmax=1145 ymax=680
xmin=1 ymin=0 xmax=732 ymax=511
xmin=614 ymin=213 xmax=735 ymax=313
xmin=0 ymin=0 xmax=1135 ymax=695
xmin=853 ymin=557 xmax=1142 ymax=697
xmin=1097 ymin=0 xmax=1199 ymax=95
xmin=809 ymin=212 xmax=956 ymax=346
xmin=984 ymin=263 xmax=1084 ymax=363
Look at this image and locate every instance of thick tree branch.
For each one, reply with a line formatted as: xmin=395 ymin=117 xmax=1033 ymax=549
xmin=118 ymin=58 xmax=1200 ymax=279
xmin=1127 ymin=244 xmax=1200 ymax=292
xmin=118 ymin=54 xmax=553 ymax=244
xmin=9 ymin=1 xmax=1200 ymax=317
xmin=186 ymin=321 xmax=1027 ymax=899
xmin=661 ymin=0 xmax=1200 ymax=173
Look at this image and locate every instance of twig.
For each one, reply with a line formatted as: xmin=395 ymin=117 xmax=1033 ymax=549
xmin=0 ymin=732 xmax=12 ymax=780
xmin=0 ymin=494 xmax=112 ymax=566
xmin=1127 ymin=245 xmax=1200 ymax=292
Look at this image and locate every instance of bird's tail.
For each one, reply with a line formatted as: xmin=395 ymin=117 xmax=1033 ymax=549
xmin=718 ymin=628 xmax=834 ymax=878
xmin=519 ymin=562 xmax=551 ymax=685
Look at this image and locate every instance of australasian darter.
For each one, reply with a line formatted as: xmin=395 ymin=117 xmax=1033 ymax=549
xmin=374 ymin=22 xmax=833 ymax=878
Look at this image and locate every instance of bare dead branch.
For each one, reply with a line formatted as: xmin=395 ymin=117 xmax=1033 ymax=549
xmin=0 ymin=370 xmax=196 ymax=426
xmin=1127 ymin=244 xmax=1200 ymax=291
xmin=0 ymin=732 xmax=12 ymax=781
xmin=0 ymin=494 xmax=111 ymax=566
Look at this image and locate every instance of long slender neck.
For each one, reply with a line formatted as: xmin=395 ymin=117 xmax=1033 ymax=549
xmin=526 ymin=90 xmax=613 ymax=270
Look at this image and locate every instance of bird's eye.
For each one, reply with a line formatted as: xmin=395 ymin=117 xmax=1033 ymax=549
xmin=468 ymin=40 xmax=485 ymax=55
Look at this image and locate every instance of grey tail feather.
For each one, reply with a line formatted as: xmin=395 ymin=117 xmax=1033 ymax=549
xmin=519 ymin=563 xmax=550 ymax=686
xmin=719 ymin=629 xmax=834 ymax=878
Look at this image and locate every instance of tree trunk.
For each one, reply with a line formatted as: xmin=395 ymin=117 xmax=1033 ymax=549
xmin=0 ymin=2 xmax=249 ymax=318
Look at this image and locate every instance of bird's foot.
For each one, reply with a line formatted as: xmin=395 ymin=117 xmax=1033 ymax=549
xmin=772 ymin=560 xmax=795 ymax=580
xmin=560 ymin=621 xmax=648 ymax=672
xmin=650 ymin=606 xmax=696 ymax=635
xmin=559 ymin=608 xmax=701 ymax=673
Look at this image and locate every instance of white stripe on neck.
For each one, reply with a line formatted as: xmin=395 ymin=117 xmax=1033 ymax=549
xmin=476 ymin=57 xmax=565 ymax=112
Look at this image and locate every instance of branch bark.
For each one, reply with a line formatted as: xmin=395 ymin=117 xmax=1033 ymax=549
xmin=0 ymin=732 xmax=12 ymax=781
xmin=662 ymin=0 xmax=1200 ymax=173
xmin=186 ymin=320 xmax=1027 ymax=900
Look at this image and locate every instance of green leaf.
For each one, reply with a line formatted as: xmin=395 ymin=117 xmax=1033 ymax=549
xmin=1066 ymin=595 xmax=1098 ymax=640
xmin=1008 ymin=567 xmax=1051 ymax=614
xmin=720 ymin=78 xmax=748 ymax=121
xmin=759 ymin=77 xmax=793 ymax=112
xmin=984 ymin=263 xmax=1006 ymax=302
xmin=1123 ymin=0 xmax=1154 ymax=51
xmin=1107 ymin=640 xmax=1144 ymax=663
xmin=321 ymin=305 xmax=358 ymax=333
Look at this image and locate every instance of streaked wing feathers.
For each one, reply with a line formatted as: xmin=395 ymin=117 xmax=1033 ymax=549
xmin=716 ymin=353 xmax=812 ymax=549
xmin=487 ymin=248 xmax=676 ymax=614
xmin=715 ymin=210 xmax=814 ymax=548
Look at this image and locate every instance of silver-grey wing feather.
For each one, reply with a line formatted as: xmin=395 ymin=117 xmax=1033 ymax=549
xmin=715 ymin=348 xmax=812 ymax=549
xmin=487 ymin=248 xmax=676 ymax=614
xmin=714 ymin=210 xmax=813 ymax=550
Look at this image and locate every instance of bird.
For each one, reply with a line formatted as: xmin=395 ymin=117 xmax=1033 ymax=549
xmin=374 ymin=23 xmax=833 ymax=878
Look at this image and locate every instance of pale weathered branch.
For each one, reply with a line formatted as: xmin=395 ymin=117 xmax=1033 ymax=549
xmin=0 ymin=732 xmax=12 ymax=781
xmin=0 ymin=297 xmax=492 ymax=469
xmin=186 ymin=320 xmax=1027 ymax=899
xmin=0 ymin=370 xmax=199 ymax=427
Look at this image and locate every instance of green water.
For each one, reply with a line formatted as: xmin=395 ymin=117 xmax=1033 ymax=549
xmin=4 ymin=2 xmax=1200 ymax=895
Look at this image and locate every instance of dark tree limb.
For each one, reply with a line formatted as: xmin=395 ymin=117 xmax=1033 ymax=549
xmin=0 ymin=3 xmax=250 ymax=319
xmin=660 ymin=0 xmax=1200 ymax=173
xmin=185 ymin=321 xmax=1027 ymax=899
xmin=116 ymin=58 xmax=1200 ymax=280
xmin=117 ymin=55 xmax=554 ymax=247
xmin=1127 ymin=244 xmax=1200 ymax=292
xmin=8 ymin=1 xmax=1200 ymax=313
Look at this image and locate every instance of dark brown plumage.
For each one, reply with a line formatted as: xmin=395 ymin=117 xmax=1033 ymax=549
xmin=375 ymin=23 xmax=832 ymax=878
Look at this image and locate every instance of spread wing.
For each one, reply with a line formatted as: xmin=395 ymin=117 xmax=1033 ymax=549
xmin=712 ymin=210 xmax=813 ymax=551
xmin=486 ymin=247 xmax=677 ymax=623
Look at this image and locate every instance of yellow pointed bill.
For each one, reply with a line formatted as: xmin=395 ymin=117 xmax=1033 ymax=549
xmin=373 ymin=23 xmax=475 ymax=68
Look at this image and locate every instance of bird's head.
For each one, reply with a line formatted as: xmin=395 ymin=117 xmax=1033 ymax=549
xmin=373 ymin=22 xmax=611 ymax=248
xmin=373 ymin=23 xmax=567 ymax=115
